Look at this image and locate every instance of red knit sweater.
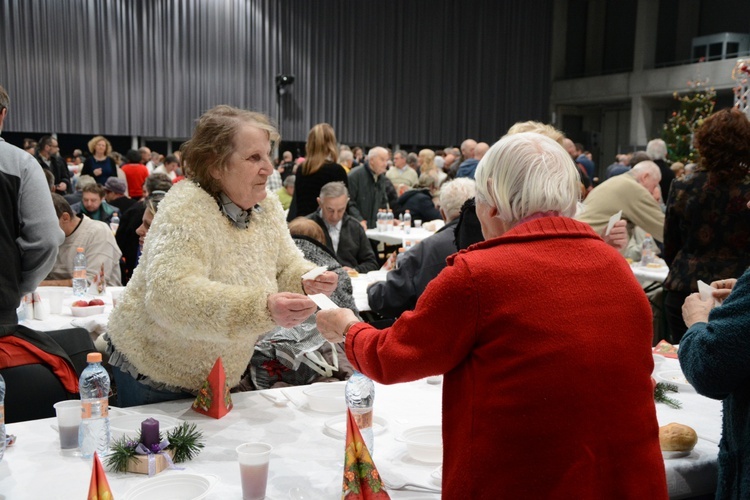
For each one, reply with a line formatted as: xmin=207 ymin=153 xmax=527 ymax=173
xmin=346 ymin=217 xmax=667 ymax=499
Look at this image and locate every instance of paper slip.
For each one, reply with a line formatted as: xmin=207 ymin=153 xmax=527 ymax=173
xmin=605 ymin=210 xmax=622 ymax=236
xmin=309 ymin=293 xmax=339 ymax=310
xmin=697 ymin=280 xmax=716 ymax=304
xmin=302 ymin=266 xmax=328 ymax=280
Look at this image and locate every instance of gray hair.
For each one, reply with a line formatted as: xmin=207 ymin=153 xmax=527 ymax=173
xmin=406 ymin=152 xmax=418 ymax=167
xmin=630 ymin=160 xmax=662 ymax=181
xmin=439 ymin=178 xmax=476 ymax=220
xmin=76 ymin=175 xmax=96 ymax=192
xmin=368 ymin=146 xmax=387 ymax=161
xmin=646 ymin=139 xmax=668 ymax=161
xmin=475 ymin=132 xmax=580 ymax=225
xmin=283 ymin=175 xmax=296 ymax=187
xmin=394 ymin=149 xmax=407 ymax=159
xmin=339 ymin=150 xmax=353 ymax=162
xmin=319 ymin=181 xmax=348 ymax=199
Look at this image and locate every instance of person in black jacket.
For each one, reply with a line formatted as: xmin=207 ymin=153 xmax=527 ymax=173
xmin=308 ymin=181 xmax=378 ymax=273
xmin=367 ymin=178 xmax=476 ymax=318
xmin=36 ymin=135 xmax=72 ymax=195
xmin=396 ymin=173 xmax=442 ymax=222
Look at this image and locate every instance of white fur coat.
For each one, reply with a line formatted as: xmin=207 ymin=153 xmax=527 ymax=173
xmin=107 ymin=180 xmax=315 ymax=390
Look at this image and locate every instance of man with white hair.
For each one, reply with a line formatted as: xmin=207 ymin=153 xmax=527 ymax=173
xmin=367 ymin=178 xmax=476 ymax=318
xmin=347 ymin=147 xmax=390 ymax=229
xmin=456 ymin=142 xmax=489 ymax=179
xmin=576 ymin=160 xmax=665 ymax=243
xmin=646 ymin=138 xmax=674 ymax=198
xmin=308 ymin=182 xmax=378 ymax=273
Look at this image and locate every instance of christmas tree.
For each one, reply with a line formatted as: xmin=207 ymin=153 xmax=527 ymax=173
xmin=661 ymin=86 xmax=716 ymax=164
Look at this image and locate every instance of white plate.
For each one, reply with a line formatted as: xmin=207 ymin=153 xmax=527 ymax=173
xmin=324 ymin=415 xmax=388 ymax=438
xmin=110 ymin=414 xmax=183 ymax=441
xmin=122 ymin=473 xmax=218 ymax=500
xmin=655 ymin=370 xmax=693 ymax=391
xmin=662 ymin=449 xmax=691 ymax=459
xmin=70 ymin=305 xmax=105 ymax=317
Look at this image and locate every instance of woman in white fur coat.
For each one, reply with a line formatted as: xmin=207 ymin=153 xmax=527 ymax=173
xmin=106 ymin=106 xmax=338 ymax=407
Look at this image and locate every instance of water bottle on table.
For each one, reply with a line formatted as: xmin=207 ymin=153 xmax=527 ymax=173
xmin=79 ymin=353 xmax=110 ymax=458
xmin=109 ymin=211 xmax=120 ymax=235
xmin=345 ymin=371 xmax=375 ymax=453
xmin=403 ymin=210 xmax=412 ymax=234
xmin=641 ymin=233 xmax=654 ymax=266
xmin=72 ymin=247 xmax=87 ymax=296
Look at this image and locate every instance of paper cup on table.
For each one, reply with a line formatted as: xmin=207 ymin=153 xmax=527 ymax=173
xmin=53 ymin=400 xmax=81 ymax=453
xmin=414 ymin=219 xmax=422 ymax=228
xmin=237 ymin=442 xmax=272 ymax=500
xmin=37 ymin=287 xmax=66 ymax=314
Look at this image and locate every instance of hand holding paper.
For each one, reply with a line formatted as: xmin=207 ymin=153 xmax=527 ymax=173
xmin=605 ymin=211 xmax=622 ymax=236
xmin=316 ymin=307 xmax=359 ymax=343
xmin=302 ymin=269 xmax=338 ymax=297
xmin=267 ymin=292 xmax=317 ymax=328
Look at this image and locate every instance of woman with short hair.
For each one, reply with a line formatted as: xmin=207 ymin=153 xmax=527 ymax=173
xmin=106 ymin=106 xmax=338 ymax=407
xmin=317 ymin=132 xmax=667 ymax=498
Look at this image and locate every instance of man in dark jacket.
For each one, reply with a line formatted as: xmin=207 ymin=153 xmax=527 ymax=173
xmin=397 ymin=174 xmax=442 ymax=222
xmin=347 ymin=147 xmax=390 ymax=229
xmin=367 ymin=178 xmax=476 ymax=318
xmin=309 ymin=182 xmax=379 ymax=273
xmin=36 ymin=135 xmax=72 ymax=195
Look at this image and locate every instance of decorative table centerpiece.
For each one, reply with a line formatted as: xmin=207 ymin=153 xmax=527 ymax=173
xmin=106 ymin=418 xmax=204 ymax=476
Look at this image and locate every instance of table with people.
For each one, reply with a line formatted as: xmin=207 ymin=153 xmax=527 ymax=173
xmin=4 ymin=80 xmax=750 ymax=498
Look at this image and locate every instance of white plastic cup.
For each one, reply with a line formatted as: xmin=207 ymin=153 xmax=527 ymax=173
xmin=38 ymin=288 xmax=65 ymax=314
xmin=53 ymin=400 xmax=81 ymax=452
xmin=414 ymin=220 xmax=423 ymax=229
xmin=237 ymin=442 xmax=272 ymax=500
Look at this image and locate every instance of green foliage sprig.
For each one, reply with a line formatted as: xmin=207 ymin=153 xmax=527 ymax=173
xmin=105 ymin=422 xmax=205 ymax=473
xmin=654 ymin=382 xmax=682 ymax=409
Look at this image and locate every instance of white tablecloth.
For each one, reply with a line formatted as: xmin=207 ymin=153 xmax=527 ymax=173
xmin=1 ymin=357 xmax=720 ymax=499
xmin=632 ymin=262 xmax=669 ymax=285
xmin=351 ymin=271 xmax=389 ymax=313
xmin=365 ymin=227 xmax=435 ymax=246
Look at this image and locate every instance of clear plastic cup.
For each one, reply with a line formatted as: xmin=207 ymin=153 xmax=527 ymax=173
xmin=53 ymin=400 xmax=81 ymax=453
xmin=237 ymin=442 xmax=272 ymax=500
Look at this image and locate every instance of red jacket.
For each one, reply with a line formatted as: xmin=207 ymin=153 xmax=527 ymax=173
xmin=346 ymin=216 xmax=667 ymax=499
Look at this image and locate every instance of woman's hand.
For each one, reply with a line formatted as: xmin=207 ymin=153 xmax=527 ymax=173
xmin=93 ymin=167 xmax=103 ymax=177
xmin=710 ymin=278 xmax=737 ymax=302
xmin=316 ymin=308 xmax=359 ymax=343
xmin=267 ymin=292 xmax=317 ymax=328
xmin=302 ymin=270 xmax=338 ymax=297
xmin=682 ymin=293 xmax=712 ymax=328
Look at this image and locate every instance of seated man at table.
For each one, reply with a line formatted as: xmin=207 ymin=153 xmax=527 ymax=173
xmin=41 ymin=194 xmax=122 ymax=286
xmin=368 ymin=178 xmax=476 ymax=318
xmin=576 ymin=160 xmax=664 ymax=249
xmin=71 ymin=183 xmax=116 ymax=224
xmin=308 ymin=181 xmax=379 ymax=273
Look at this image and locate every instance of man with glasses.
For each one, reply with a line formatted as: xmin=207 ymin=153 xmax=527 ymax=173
xmin=36 ymin=135 xmax=72 ymax=194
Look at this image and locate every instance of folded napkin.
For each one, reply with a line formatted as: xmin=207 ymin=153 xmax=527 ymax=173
xmin=71 ymin=315 xmax=109 ymax=336
xmin=653 ymin=340 xmax=678 ymax=359
xmin=87 ymin=452 xmax=114 ymax=500
xmin=342 ymin=408 xmax=390 ymax=499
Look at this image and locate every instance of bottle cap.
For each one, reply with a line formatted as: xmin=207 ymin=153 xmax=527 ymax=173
xmin=87 ymin=352 xmax=102 ymax=363
xmin=77 ymin=247 xmax=84 ymax=252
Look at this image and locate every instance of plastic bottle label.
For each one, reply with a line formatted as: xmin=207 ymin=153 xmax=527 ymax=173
xmin=351 ymin=409 xmax=373 ymax=429
xmin=81 ymin=398 xmax=109 ymax=419
xmin=0 ymin=404 xmax=4 ymax=425
xmin=73 ymin=269 xmax=87 ymax=279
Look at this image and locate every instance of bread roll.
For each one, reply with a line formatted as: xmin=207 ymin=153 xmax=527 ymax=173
xmin=659 ymin=423 xmax=698 ymax=451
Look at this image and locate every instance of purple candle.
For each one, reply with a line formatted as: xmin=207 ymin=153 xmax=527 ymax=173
xmin=141 ymin=418 xmax=160 ymax=448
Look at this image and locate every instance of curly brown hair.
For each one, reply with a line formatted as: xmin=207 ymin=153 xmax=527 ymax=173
xmin=693 ymin=107 xmax=750 ymax=182
xmin=180 ymin=105 xmax=280 ymax=197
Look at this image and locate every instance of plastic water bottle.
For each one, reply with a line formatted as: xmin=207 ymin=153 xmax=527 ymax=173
xmin=386 ymin=209 xmax=394 ymax=232
xmin=109 ymin=212 xmax=120 ymax=235
xmin=641 ymin=233 xmax=654 ymax=266
xmin=72 ymin=247 xmax=87 ymax=296
xmin=403 ymin=210 xmax=412 ymax=234
xmin=79 ymin=353 xmax=110 ymax=458
xmin=345 ymin=371 xmax=375 ymax=453
xmin=0 ymin=373 xmax=5 ymax=463
xmin=376 ymin=209 xmax=384 ymax=232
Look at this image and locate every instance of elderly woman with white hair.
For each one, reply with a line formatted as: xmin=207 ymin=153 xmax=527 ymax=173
xmin=317 ymin=132 xmax=667 ymax=498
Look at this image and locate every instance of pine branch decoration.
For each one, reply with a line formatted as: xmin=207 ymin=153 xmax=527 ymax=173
xmin=654 ymin=382 xmax=682 ymax=409
xmin=168 ymin=422 xmax=205 ymax=463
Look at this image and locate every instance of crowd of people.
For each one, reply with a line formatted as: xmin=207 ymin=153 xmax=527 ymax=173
xmin=2 ymin=78 xmax=750 ymax=497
